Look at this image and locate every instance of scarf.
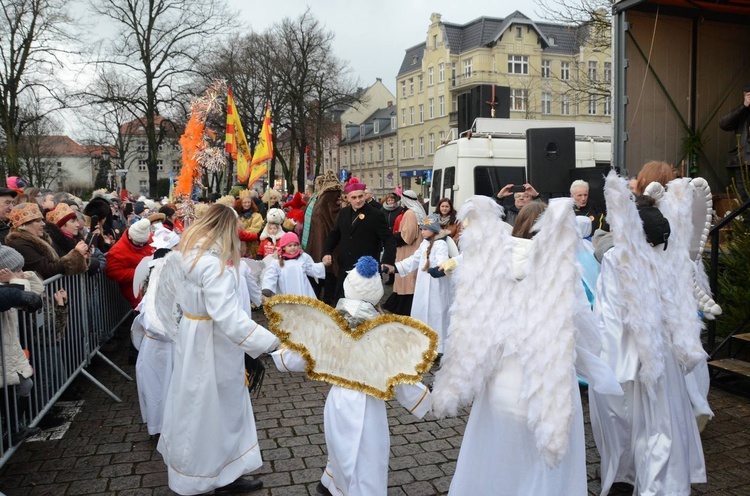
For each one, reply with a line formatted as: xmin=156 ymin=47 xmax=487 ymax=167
xmin=382 ymin=202 xmax=400 ymax=212
xmin=280 ymin=247 xmax=301 ymax=259
xmin=439 ymin=215 xmax=451 ymax=227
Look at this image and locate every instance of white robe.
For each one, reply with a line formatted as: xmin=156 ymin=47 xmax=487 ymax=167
xmin=272 ymin=349 xmax=431 ymax=496
xmin=262 ymin=253 xmax=325 ymax=298
xmin=396 ymin=237 xmax=451 ymax=353
xmin=157 ymin=253 xmax=278 ymax=495
xmin=588 ymin=251 xmax=707 ymax=496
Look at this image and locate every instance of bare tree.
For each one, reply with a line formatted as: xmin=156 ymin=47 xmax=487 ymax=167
xmin=17 ymin=113 xmax=69 ymax=188
xmin=90 ymin=0 xmax=234 ymax=197
xmin=0 ymin=0 xmax=75 ymax=177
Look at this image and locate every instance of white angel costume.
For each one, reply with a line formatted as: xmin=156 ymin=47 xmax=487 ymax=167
xmin=431 ymin=196 xmax=622 ymax=496
xmin=588 ymin=172 xmax=710 ymax=496
xmin=262 ymin=252 xmax=325 ymax=298
xmin=265 ymin=271 xmax=437 ymax=496
xmin=395 ymin=234 xmax=452 ymax=354
xmin=155 ymin=250 xmax=278 ymax=495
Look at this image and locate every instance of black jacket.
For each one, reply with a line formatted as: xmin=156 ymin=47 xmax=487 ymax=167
xmin=380 ymin=205 xmax=404 ymax=232
xmin=0 ymin=220 xmax=10 ymax=244
xmin=719 ymin=104 xmax=750 ymax=166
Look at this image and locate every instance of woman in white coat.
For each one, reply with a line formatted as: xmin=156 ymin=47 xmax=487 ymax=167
xmin=155 ymin=204 xmax=279 ymax=495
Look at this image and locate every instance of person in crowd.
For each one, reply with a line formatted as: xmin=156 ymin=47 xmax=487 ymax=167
xmin=301 ymin=173 xmax=328 ymax=254
xmin=155 ymin=203 xmax=278 ymax=495
xmin=105 ymin=218 xmax=155 ymax=308
xmin=0 ymin=246 xmax=44 ymax=445
xmin=434 ymin=198 xmax=461 ymax=241
xmin=305 ymin=173 xmax=342 ymax=305
xmin=383 ymin=190 xmax=425 ymax=315
xmin=270 ymin=256 xmax=432 ymax=496
xmin=0 ymin=187 xmax=18 ymax=243
xmin=282 ymin=192 xmax=307 ymax=238
xmin=5 ymin=203 xmax=88 ymax=279
xmin=83 ymin=196 xmax=117 ymax=254
xmin=588 ymin=163 xmax=708 ymax=496
xmin=37 ymin=190 xmax=55 ymax=215
xmin=569 ymin=180 xmax=606 ymax=234
xmin=511 ymin=201 xmax=548 ymax=240
xmin=496 ymin=183 xmax=540 ymax=226
xmin=24 ymin=188 xmax=41 ymax=204
xmin=380 ymin=192 xmax=403 ymax=233
xmin=44 ymin=204 xmax=100 ymax=275
xmin=13 ymin=193 xmax=30 ymax=205
xmin=234 ymin=192 xmax=264 ymax=257
xmin=364 ymin=188 xmax=382 ymax=210
xmin=386 ymin=213 xmax=452 ymax=355
xmin=108 ymin=197 xmax=127 ymax=239
xmin=257 ymin=208 xmax=285 ymax=259
xmin=261 ymin=232 xmax=327 ymax=299
xmin=158 ymin=205 xmax=176 ymax=231
xmin=719 ymin=83 xmax=750 ymax=192
xmin=322 ymin=178 xmax=395 ymax=304
xmin=262 ymin=189 xmax=282 ymax=216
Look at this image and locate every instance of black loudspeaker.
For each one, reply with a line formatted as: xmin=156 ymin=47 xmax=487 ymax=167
xmin=527 ymin=127 xmax=576 ymax=195
xmin=569 ymin=165 xmax=619 ymax=214
xmin=457 ymin=85 xmax=510 ymax=133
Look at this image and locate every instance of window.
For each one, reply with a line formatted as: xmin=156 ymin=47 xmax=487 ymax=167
xmin=561 ymin=94 xmax=570 ymax=115
xmin=433 ymin=34 xmax=438 ymax=49
xmin=156 ymin=159 xmax=164 ymax=172
xmin=439 ymin=131 xmax=445 ymax=144
xmin=419 ymin=137 xmax=424 ymax=157
xmin=419 ymin=105 xmax=424 ymax=123
xmin=172 ymin=163 xmax=181 ymax=171
xmin=438 ymin=63 xmax=445 ymax=82
xmin=548 ymin=37 xmax=556 ymax=46
xmin=588 ymin=61 xmax=598 ymax=81
xmin=463 ymin=59 xmax=473 ymax=79
xmin=588 ymin=94 xmax=598 ymax=115
xmin=561 ymin=62 xmax=570 ymax=81
xmin=360 ymin=146 xmax=364 ymax=164
xmin=173 ymin=144 xmax=180 ymax=151
xmin=401 ymin=81 xmax=406 ymax=98
xmin=511 ymin=89 xmax=528 ymax=111
xmin=409 ymin=139 xmax=414 ymax=158
xmin=347 ymin=127 xmax=353 ymax=140
xmin=541 ymin=92 xmax=552 ymax=114
xmin=541 ymin=60 xmax=551 ymax=78
xmin=604 ymin=95 xmax=612 ymax=116
xmin=401 ymin=108 xmax=406 ymax=125
xmin=604 ymin=62 xmax=612 ymax=83
xmin=390 ymin=116 xmax=396 ymax=130
xmin=439 ymin=95 xmax=445 ymax=116
xmin=390 ymin=142 xmax=395 ymax=160
xmin=418 ymin=75 xmax=423 ymax=92
xmin=409 ymin=106 xmax=414 ymax=125
xmin=508 ymin=55 xmax=529 ymax=75
xmin=353 ymin=148 xmax=358 ymax=164
xmin=443 ymin=166 xmax=456 ymax=201
xmin=429 ymin=134 xmax=435 ymax=154
xmin=377 ymin=143 xmax=383 ymax=161
xmin=429 ymin=98 xmax=434 ymax=119
xmin=452 ymin=96 xmax=458 ymax=112
xmin=516 ymin=26 xmax=523 ymax=38
xmin=158 ymin=144 xmax=164 ymax=152
xmin=401 ymin=140 xmax=406 ymax=158
xmin=343 ymin=150 xmax=348 ymax=165
xmin=139 ymin=179 xmax=147 ymax=190
xmin=409 ymin=78 xmax=414 ymax=95
xmin=374 ymin=120 xmax=380 ymax=134
xmin=138 ymin=159 xmax=147 ymax=172
xmin=428 ymin=67 xmax=434 ymax=86
xmin=451 ymin=63 xmax=456 ymax=87
xmin=369 ymin=146 xmax=373 ymax=163
xmin=431 ymin=169 xmax=442 ymax=206
xmin=137 ymin=142 xmax=146 ymax=151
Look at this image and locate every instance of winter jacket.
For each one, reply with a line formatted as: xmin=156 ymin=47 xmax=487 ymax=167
xmin=5 ymin=229 xmax=88 ymax=280
xmin=1 ymin=273 xmax=43 ymax=387
xmin=381 ymin=205 xmax=404 ymax=232
xmin=105 ymin=228 xmax=155 ymax=308
xmin=45 ymin=223 xmax=102 ymax=274
xmin=0 ymin=220 xmax=10 ymax=244
xmin=238 ymin=211 xmax=263 ymax=257
xmin=719 ymin=103 xmax=750 ymax=166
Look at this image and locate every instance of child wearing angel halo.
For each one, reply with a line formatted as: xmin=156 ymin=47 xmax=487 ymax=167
xmin=261 ymin=232 xmax=329 ymax=300
xmin=386 ymin=213 xmax=453 ymax=355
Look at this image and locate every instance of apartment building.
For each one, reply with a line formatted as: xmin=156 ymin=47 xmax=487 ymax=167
xmin=397 ymin=11 xmax=612 ymax=192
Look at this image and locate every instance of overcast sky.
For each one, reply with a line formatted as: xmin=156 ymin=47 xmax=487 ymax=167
xmin=230 ymin=0 xmax=543 ymax=94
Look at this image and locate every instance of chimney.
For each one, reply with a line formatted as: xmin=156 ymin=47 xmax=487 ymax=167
xmin=387 ymin=101 xmax=393 ymax=107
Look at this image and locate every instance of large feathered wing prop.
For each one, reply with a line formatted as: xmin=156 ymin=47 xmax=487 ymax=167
xmin=264 ymin=295 xmax=437 ymax=400
xmin=151 ymin=251 xmax=185 ymax=340
xmin=604 ymin=171 xmax=664 ymax=396
xmin=687 ymin=177 xmax=721 ymax=319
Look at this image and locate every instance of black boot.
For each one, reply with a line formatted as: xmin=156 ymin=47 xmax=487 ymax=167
xmin=10 ymin=425 xmax=41 ymax=445
xmin=214 ymin=477 xmax=263 ymax=494
xmin=316 ymin=482 xmax=333 ymax=496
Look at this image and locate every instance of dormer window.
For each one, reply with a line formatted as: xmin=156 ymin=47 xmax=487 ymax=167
xmin=390 ymin=116 xmax=396 ymax=130
xmin=516 ymin=26 xmax=523 ymax=38
xmin=549 ymin=37 xmax=556 ymax=46
xmin=360 ymin=124 xmax=365 ymax=137
xmin=412 ymin=55 xmax=418 ymax=64
xmin=374 ymin=121 xmax=380 ymax=134
xmin=347 ymin=128 xmax=352 ymax=140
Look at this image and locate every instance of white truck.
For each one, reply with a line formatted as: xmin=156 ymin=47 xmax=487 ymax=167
xmin=429 ymin=118 xmax=612 ymax=209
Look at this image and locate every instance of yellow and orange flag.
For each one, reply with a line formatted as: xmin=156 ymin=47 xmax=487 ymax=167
xmin=248 ymin=102 xmax=273 ymax=186
xmin=226 ymin=87 xmax=252 ymax=183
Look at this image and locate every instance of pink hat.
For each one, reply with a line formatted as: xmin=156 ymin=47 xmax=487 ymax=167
xmin=278 ymin=232 xmax=300 ymax=249
xmin=344 ymin=177 xmax=367 ymax=194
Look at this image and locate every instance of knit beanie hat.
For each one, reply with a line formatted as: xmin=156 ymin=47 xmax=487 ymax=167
xmin=9 ymin=202 xmax=43 ymax=228
xmin=278 ymin=232 xmax=301 ymax=259
xmin=45 ymin=204 xmax=77 ymax=227
xmin=0 ymin=245 xmax=25 ymax=272
xmin=266 ymin=208 xmax=285 ymax=225
xmin=128 ymin=218 xmax=152 ymax=245
xmin=419 ymin=213 xmax=441 ymax=234
xmin=343 ymin=256 xmax=384 ymax=305
xmin=134 ymin=201 xmax=146 ymax=216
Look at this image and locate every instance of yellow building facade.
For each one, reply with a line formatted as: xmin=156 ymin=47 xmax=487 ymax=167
xmin=397 ymin=11 xmax=612 ymax=193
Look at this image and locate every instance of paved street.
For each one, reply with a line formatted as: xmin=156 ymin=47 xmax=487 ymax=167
xmin=1 ymin=310 xmax=749 ymax=496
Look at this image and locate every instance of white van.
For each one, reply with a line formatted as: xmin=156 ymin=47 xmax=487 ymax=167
xmin=429 ymin=118 xmax=612 ymax=209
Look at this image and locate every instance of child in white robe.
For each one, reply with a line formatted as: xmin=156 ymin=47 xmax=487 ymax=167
xmin=262 ymin=232 xmax=325 ymax=299
xmin=271 ymin=256 xmax=432 ymax=496
xmin=391 ymin=213 xmax=452 ymax=354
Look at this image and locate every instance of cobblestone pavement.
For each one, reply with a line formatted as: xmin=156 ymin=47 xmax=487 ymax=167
xmin=1 ymin=310 xmax=749 ymax=496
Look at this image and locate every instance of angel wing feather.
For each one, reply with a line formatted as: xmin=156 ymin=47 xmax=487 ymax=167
xmin=264 ymin=295 xmax=437 ymax=400
xmin=432 ymin=196 xmax=515 ymax=417
xmin=151 ymin=251 xmax=184 ymax=340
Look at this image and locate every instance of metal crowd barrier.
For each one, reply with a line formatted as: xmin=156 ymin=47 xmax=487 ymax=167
xmin=0 ymin=270 xmax=133 ymax=466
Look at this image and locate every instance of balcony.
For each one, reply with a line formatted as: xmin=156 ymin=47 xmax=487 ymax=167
xmin=448 ymin=111 xmax=458 ymax=127
xmin=450 ymin=71 xmax=499 ymax=91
